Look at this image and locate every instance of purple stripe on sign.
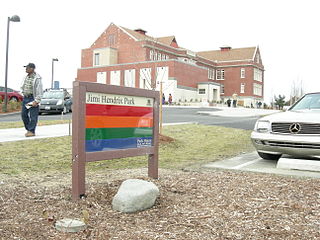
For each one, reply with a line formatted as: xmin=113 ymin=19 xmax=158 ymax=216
xmin=85 ymin=137 xmax=153 ymax=152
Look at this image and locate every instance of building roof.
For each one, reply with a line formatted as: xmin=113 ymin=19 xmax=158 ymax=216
xmin=156 ymin=36 xmax=176 ymax=45
xmin=120 ymin=26 xmax=154 ymax=41
xmin=197 ymin=47 xmax=257 ymax=61
xmin=120 ymin=26 xmax=178 ymax=47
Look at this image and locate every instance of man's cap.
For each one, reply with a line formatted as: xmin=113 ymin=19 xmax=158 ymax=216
xmin=24 ymin=63 xmax=36 ymax=69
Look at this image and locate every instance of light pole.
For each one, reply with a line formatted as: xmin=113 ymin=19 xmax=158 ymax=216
xmin=51 ymin=58 xmax=58 ymax=89
xmin=3 ymin=15 xmax=20 ymax=112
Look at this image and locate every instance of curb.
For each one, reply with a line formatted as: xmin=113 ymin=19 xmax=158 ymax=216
xmin=0 ymin=111 xmax=20 ymax=117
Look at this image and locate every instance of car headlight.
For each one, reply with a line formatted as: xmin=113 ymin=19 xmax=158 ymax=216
xmin=254 ymin=120 xmax=271 ymax=133
xmin=56 ymin=99 xmax=63 ymax=105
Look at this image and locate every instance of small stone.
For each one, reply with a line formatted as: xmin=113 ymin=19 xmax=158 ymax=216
xmin=55 ymin=218 xmax=86 ymax=233
xmin=284 ymin=226 xmax=290 ymax=231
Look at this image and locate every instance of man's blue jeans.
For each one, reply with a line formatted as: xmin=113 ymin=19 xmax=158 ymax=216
xmin=21 ymin=97 xmax=39 ymax=133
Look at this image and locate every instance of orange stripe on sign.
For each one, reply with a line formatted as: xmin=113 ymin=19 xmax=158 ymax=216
xmin=86 ymin=116 xmax=153 ymax=128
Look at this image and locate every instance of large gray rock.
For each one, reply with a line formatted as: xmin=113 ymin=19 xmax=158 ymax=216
xmin=112 ymin=179 xmax=160 ymax=213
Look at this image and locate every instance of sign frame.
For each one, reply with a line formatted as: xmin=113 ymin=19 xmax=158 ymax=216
xmin=72 ymin=81 xmax=159 ymax=200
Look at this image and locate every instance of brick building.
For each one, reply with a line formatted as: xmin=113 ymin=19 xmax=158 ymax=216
xmin=77 ymin=23 xmax=264 ymax=106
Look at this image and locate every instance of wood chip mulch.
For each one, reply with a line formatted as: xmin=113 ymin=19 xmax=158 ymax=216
xmin=1 ymin=169 xmax=320 ymax=240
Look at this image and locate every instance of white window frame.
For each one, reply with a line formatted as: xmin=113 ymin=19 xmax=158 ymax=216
xmin=220 ymin=84 xmax=224 ymax=94
xmin=216 ymin=69 xmax=225 ymax=80
xmin=240 ymin=83 xmax=245 ymax=93
xmin=208 ymin=68 xmax=214 ymax=80
xmin=149 ymin=50 xmax=154 ymax=61
xmin=96 ymin=72 xmax=106 ymax=84
xmin=254 ymin=68 xmax=262 ymax=82
xmin=253 ymin=83 xmax=262 ymax=96
xmin=94 ymin=53 xmax=100 ymax=66
xmin=198 ymin=89 xmax=206 ymax=94
xmin=241 ymin=68 xmax=245 ymax=78
xmin=124 ymin=69 xmax=135 ymax=88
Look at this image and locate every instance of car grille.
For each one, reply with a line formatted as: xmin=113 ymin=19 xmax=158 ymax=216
xmin=272 ymin=122 xmax=320 ymax=135
xmin=263 ymin=140 xmax=320 ymax=149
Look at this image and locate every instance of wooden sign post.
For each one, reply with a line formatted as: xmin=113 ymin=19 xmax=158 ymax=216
xmin=72 ymin=81 xmax=159 ymax=200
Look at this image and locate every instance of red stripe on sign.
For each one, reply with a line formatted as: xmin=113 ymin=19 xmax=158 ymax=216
xmin=86 ymin=104 xmax=153 ymax=117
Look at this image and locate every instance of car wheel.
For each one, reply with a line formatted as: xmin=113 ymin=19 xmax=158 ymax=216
xmin=10 ymin=97 xmax=18 ymax=102
xmin=258 ymin=152 xmax=282 ymax=160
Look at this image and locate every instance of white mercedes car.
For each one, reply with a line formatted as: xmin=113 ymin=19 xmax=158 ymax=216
xmin=251 ymin=93 xmax=320 ymax=160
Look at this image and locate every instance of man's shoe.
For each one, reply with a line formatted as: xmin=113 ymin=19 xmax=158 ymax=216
xmin=25 ymin=131 xmax=35 ymax=137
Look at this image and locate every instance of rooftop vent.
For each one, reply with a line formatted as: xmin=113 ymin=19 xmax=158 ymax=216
xmin=134 ymin=28 xmax=147 ymax=35
xmin=220 ymin=46 xmax=232 ymax=51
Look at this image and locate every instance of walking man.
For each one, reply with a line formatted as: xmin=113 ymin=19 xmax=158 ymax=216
xmin=21 ymin=63 xmax=43 ymax=137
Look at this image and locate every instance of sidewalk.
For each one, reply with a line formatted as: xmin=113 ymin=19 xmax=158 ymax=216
xmin=0 ymin=122 xmax=196 ymax=143
xmin=0 ymin=124 xmax=72 ymax=143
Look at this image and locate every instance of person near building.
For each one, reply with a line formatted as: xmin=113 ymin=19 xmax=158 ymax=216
xmin=168 ymin=93 xmax=173 ymax=105
xmin=21 ymin=63 xmax=43 ymax=137
xmin=232 ymin=99 xmax=237 ymax=108
xmin=227 ymin=99 xmax=231 ymax=107
xmin=162 ymin=93 xmax=165 ymax=105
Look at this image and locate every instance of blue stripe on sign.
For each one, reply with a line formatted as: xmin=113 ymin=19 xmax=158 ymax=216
xmin=85 ymin=137 xmax=153 ymax=152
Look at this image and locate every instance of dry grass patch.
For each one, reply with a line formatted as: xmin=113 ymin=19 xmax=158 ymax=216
xmin=0 ymin=124 xmax=253 ymax=176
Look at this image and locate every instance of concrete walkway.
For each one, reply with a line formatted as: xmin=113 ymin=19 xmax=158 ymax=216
xmin=0 ymin=122 xmax=197 ymax=143
xmin=0 ymin=124 xmax=72 ymax=143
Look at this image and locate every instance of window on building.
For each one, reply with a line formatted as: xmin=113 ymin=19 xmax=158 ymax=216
xmin=220 ymin=84 xmax=224 ymax=94
xmin=158 ymin=53 xmax=162 ymax=61
xmin=108 ymin=34 xmax=116 ymax=45
xmin=240 ymin=83 xmax=245 ymax=93
xmin=162 ymin=54 xmax=165 ymax=60
xmin=254 ymin=68 xmax=263 ymax=82
xmin=253 ymin=83 xmax=262 ymax=96
xmin=149 ymin=50 xmax=154 ymax=61
xmin=97 ymin=72 xmax=106 ymax=84
xmin=208 ymin=68 xmax=214 ymax=80
xmin=154 ymin=52 xmax=158 ymax=61
xmin=241 ymin=68 xmax=245 ymax=78
xmin=198 ymin=89 xmax=206 ymax=94
xmin=216 ymin=69 xmax=225 ymax=80
xmin=94 ymin=53 xmax=100 ymax=66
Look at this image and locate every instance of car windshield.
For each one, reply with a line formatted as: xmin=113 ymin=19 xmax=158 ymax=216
xmin=43 ymin=91 xmax=64 ymax=99
xmin=291 ymin=93 xmax=320 ymax=110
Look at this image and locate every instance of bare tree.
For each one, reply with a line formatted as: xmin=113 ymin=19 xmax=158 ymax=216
xmin=290 ymin=78 xmax=304 ymax=105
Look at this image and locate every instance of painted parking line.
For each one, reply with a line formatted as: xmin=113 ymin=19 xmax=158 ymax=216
xmin=231 ymin=158 xmax=262 ymax=169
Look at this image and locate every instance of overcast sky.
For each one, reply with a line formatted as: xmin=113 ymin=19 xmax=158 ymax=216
xmin=1 ymin=0 xmax=319 ymax=103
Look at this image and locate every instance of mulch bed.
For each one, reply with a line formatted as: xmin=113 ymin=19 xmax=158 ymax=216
xmin=1 ymin=169 xmax=320 ymax=239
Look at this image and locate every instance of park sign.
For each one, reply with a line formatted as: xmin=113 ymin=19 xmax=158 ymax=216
xmin=72 ymin=81 xmax=159 ymax=200
xmin=85 ymin=92 xmax=154 ymax=151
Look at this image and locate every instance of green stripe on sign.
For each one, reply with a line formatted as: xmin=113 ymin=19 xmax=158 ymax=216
xmin=85 ymin=127 xmax=153 ymax=140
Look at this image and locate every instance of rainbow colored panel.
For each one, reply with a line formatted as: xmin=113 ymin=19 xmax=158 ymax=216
xmin=85 ymin=92 xmax=154 ymax=152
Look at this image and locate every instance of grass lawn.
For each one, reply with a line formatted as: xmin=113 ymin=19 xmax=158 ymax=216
xmin=0 ymin=124 xmax=254 ymax=176
xmin=0 ymin=119 xmax=70 ymax=129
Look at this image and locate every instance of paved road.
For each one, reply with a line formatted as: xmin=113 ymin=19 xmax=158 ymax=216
xmin=0 ymin=107 xmax=258 ymax=130
xmin=203 ymin=152 xmax=320 ymax=179
xmin=162 ymin=107 xmax=258 ymax=130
